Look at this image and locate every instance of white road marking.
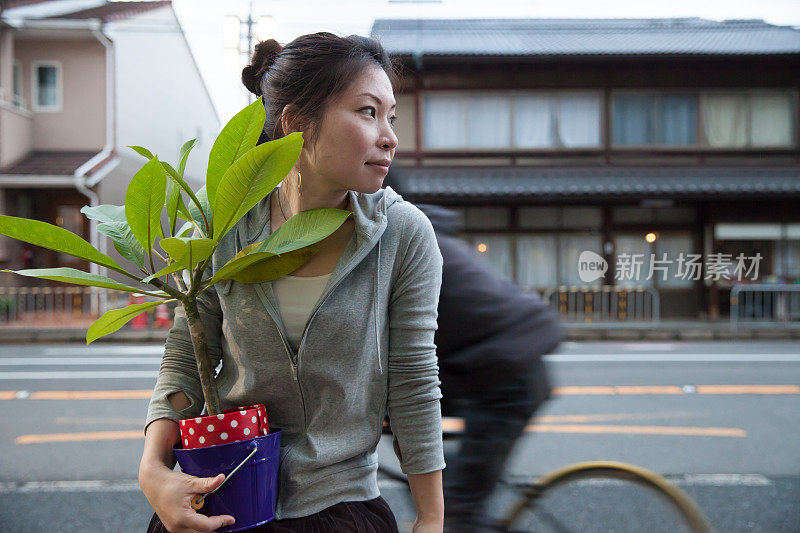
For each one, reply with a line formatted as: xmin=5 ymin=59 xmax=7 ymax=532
xmin=0 ymin=357 xmax=161 ymax=366
xmin=622 ymin=343 xmax=679 ymax=351
xmin=3 ymin=474 xmax=772 ymax=494
xmin=41 ymin=346 xmax=164 ymax=356
xmin=0 ymin=371 xmax=157 ymax=380
xmin=0 ymin=480 xmax=141 ymax=493
xmin=545 ymin=353 xmax=800 ymax=362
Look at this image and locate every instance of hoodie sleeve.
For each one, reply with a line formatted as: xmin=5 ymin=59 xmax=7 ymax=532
xmin=143 ymin=277 xmax=224 ymax=436
xmin=387 ymin=206 xmax=446 ymax=475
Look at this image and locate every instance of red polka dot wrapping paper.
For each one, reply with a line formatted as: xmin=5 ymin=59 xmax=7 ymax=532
xmin=179 ymin=404 xmax=269 ymax=449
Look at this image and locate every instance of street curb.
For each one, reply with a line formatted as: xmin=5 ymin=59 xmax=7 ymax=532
xmin=3 ymin=324 xmax=800 ymax=344
xmin=0 ymin=329 xmax=168 ymax=344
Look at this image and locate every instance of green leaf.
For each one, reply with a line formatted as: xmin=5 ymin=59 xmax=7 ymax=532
xmin=141 ymin=262 xmax=185 ymax=284
xmin=176 ymin=220 xmax=194 ymax=237
xmin=87 ymin=299 xmax=173 ymax=344
xmin=212 ymin=132 xmax=303 ymax=242
xmin=97 ymin=220 xmax=146 ymax=269
xmin=80 ymin=204 xmax=125 ymax=224
xmin=0 ymin=215 xmax=123 ymax=272
xmin=206 ymin=99 xmax=266 ymax=207
xmin=205 ymin=246 xmax=316 ymax=287
xmin=159 ymin=236 xmax=216 ymax=271
xmin=178 ymin=138 xmax=198 ymax=177
xmin=163 ymin=161 xmax=208 ymax=233
xmin=166 ymin=181 xmax=192 ymax=237
xmin=125 ymin=157 xmax=167 ymax=253
xmin=1 ymin=267 xmax=155 ymax=293
xmin=259 ymin=208 xmax=351 ymax=255
xmin=187 ymin=185 xmax=211 ymax=234
xmin=127 ymin=145 xmax=155 ymax=160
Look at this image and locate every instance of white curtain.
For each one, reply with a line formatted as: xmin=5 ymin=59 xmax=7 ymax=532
xmin=775 ymin=240 xmax=800 ymax=279
xmin=613 ymin=94 xmax=655 ymax=145
xmin=655 ymin=234 xmax=695 ymax=287
xmin=516 ymin=235 xmax=558 ymax=288
xmin=560 ymin=234 xmax=603 ymax=286
xmin=750 ymin=93 xmax=793 ymax=147
xmin=701 ymin=94 xmax=747 ymax=147
xmin=513 ymin=95 xmax=554 ymax=147
xmin=558 ymin=94 xmax=601 ymax=147
xmin=423 ymin=95 xmax=467 ymax=148
xmin=468 ymin=234 xmax=513 ymax=280
xmin=659 ymin=94 xmax=698 ymax=145
xmin=615 ymin=234 xmax=653 ymax=288
xmin=468 ymin=96 xmax=510 ymax=148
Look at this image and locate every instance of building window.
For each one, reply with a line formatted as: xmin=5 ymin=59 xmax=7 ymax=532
xmin=423 ymin=91 xmax=602 ymax=150
xmin=613 ymin=92 xmax=698 ymax=146
xmin=701 ymin=91 xmax=794 ymax=148
xmin=12 ymin=61 xmax=22 ymax=107
xmin=466 ymin=234 xmax=513 ymax=280
xmin=462 ymin=206 xmax=509 ymax=230
xmin=518 ymin=206 xmax=601 ymax=230
xmin=514 ymin=93 xmax=603 ymax=148
xmin=31 ymin=61 xmax=62 ymax=112
xmin=515 ymin=232 xmax=603 ymax=289
xmin=615 ymin=232 xmax=695 ymax=288
xmin=613 ymin=89 xmax=795 ymax=149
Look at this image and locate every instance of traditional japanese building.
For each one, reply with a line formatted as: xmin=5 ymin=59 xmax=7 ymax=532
xmin=375 ymin=18 xmax=800 ymax=319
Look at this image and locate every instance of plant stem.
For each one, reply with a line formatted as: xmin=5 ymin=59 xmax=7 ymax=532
xmin=148 ymin=278 xmax=184 ymax=300
xmin=183 ymin=296 xmax=221 ymax=416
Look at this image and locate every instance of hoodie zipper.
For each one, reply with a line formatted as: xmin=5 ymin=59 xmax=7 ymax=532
xmin=294 ymin=210 xmax=386 ymax=406
xmin=271 ymin=312 xmax=306 ymax=428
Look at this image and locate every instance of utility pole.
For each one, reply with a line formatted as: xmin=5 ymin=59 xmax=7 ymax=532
xmin=245 ymin=0 xmax=255 ymax=103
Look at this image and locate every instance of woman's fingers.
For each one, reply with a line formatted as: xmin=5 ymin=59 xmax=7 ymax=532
xmin=182 ymin=511 xmax=236 ymax=532
xmin=190 ymin=472 xmax=226 ymax=495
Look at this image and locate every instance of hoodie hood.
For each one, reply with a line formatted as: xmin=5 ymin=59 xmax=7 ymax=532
xmin=234 ymin=185 xmax=405 ymax=376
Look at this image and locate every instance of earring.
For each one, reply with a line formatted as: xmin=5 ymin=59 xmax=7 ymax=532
xmin=297 ymin=170 xmax=302 ymax=196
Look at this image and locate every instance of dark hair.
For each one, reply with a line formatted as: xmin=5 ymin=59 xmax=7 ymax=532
xmin=241 ymin=32 xmax=401 ymax=147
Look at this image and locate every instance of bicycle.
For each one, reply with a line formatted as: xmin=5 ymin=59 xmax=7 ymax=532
xmin=378 ymin=417 xmax=715 ymax=533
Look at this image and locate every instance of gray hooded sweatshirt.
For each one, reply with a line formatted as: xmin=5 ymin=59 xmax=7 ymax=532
xmin=144 ymin=185 xmax=445 ymax=519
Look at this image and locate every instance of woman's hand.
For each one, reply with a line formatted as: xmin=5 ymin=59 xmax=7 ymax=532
xmin=139 ymin=464 xmax=235 ymax=533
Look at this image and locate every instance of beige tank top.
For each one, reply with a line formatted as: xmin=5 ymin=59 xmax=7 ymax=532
xmin=272 ymin=272 xmax=333 ymax=352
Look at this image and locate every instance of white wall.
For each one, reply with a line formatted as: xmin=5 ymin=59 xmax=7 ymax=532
xmin=106 ymin=6 xmax=220 ymax=186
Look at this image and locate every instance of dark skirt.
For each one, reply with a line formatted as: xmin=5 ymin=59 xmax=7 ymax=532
xmin=147 ymin=495 xmax=399 ymax=533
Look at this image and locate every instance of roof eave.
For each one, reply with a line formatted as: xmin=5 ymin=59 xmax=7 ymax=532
xmin=2 ymin=16 xmax=100 ymax=32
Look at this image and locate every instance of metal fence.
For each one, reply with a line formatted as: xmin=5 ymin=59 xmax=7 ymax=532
xmin=0 ymin=286 xmax=173 ymax=328
xmin=539 ymin=285 xmax=661 ymax=323
xmin=730 ymin=284 xmax=800 ymax=327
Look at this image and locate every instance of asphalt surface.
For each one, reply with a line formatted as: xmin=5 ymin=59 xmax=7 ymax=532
xmin=0 ymin=341 xmax=798 ymax=532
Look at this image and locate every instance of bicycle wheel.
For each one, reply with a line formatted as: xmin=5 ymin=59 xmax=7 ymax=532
xmin=500 ymin=461 xmax=714 ymax=533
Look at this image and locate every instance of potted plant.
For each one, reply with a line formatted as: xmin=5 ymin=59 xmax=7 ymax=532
xmin=0 ymin=99 xmax=350 ymax=531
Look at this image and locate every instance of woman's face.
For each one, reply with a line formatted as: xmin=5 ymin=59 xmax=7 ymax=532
xmin=295 ymin=64 xmax=398 ymax=195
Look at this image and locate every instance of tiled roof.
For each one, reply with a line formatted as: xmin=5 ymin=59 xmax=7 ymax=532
xmin=387 ymin=165 xmax=800 ymax=199
xmin=0 ymin=151 xmax=102 ymax=175
xmin=47 ymin=1 xmax=171 ymax=22
xmin=371 ymin=18 xmax=800 ymax=57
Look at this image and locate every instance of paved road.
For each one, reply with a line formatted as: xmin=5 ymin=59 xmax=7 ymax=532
xmin=0 ymin=341 xmax=798 ymax=532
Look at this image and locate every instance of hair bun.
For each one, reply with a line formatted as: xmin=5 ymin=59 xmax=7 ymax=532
xmin=241 ymin=39 xmax=282 ymax=96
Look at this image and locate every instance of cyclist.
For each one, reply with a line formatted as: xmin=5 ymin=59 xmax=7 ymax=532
xmin=405 ymin=199 xmax=563 ymax=532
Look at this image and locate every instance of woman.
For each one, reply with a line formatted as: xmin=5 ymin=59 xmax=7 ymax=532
xmin=139 ymin=33 xmax=445 ymax=532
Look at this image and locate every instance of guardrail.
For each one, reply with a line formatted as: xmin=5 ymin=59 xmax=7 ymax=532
xmin=0 ymin=286 xmax=174 ymax=329
xmin=730 ymin=284 xmax=800 ymax=327
xmin=539 ymin=285 xmax=661 ymax=323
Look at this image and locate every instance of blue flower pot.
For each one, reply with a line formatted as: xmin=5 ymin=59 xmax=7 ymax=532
xmin=173 ymin=429 xmax=281 ymax=532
